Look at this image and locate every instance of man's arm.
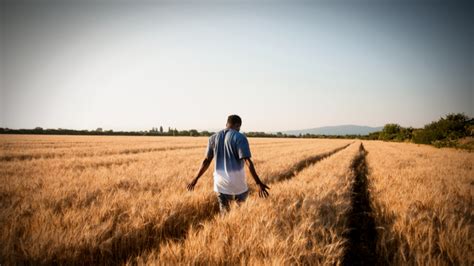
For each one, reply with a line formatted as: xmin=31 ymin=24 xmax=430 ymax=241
xmin=186 ymin=157 xmax=212 ymax=191
xmin=244 ymin=158 xmax=270 ymax=198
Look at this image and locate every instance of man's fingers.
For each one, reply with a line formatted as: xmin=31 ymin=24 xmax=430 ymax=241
xmin=263 ymin=189 xmax=269 ymax=197
xmin=258 ymin=189 xmax=269 ymax=198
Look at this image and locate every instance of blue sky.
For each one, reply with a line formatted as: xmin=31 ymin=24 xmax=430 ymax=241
xmin=1 ymin=0 xmax=472 ymax=132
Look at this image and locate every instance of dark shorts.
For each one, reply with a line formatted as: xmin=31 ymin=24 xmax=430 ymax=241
xmin=217 ymin=190 xmax=249 ymax=213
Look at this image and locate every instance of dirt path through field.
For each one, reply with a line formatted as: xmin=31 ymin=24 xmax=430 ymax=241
xmin=267 ymin=142 xmax=352 ymax=183
xmin=0 ymin=145 xmax=205 ymax=162
xmin=342 ymin=143 xmax=377 ymax=265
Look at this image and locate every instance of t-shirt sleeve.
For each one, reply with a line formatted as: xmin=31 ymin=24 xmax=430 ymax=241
xmin=205 ymin=135 xmax=215 ymax=159
xmin=237 ymin=135 xmax=251 ymax=159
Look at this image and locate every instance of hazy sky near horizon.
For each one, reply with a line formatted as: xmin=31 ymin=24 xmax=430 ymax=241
xmin=1 ymin=0 xmax=472 ymax=132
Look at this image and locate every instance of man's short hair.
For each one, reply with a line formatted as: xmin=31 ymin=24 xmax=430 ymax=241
xmin=227 ymin=115 xmax=242 ymax=126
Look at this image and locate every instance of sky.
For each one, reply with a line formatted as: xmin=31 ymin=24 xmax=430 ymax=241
xmin=1 ymin=0 xmax=472 ymax=132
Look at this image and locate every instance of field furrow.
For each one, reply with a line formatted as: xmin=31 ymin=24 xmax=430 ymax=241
xmin=341 ymin=143 xmax=377 ymax=265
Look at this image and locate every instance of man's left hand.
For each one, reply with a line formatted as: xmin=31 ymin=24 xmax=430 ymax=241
xmin=187 ymin=178 xmax=198 ymax=191
xmin=257 ymin=182 xmax=270 ymax=198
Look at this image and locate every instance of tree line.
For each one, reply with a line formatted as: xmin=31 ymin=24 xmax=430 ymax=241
xmin=365 ymin=113 xmax=473 ymax=149
xmin=0 ymin=126 xmax=214 ymax=137
xmin=0 ymin=127 xmax=381 ymax=139
xmin=1 ymin=113 xmax=472 ymax=149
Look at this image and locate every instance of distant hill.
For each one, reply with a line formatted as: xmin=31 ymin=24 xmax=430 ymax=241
xmin=281 ymin=125 xmax=383 ymax=136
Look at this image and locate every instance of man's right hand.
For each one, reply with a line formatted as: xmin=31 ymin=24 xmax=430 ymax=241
xmin=187 ymin=178 xmax=198 ymax=191
xmin=257 ymin=182 xmax=270 ymax=198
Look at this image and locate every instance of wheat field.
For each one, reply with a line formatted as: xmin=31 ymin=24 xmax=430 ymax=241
xmin=0 ymin=135 xmax=472 ymax=265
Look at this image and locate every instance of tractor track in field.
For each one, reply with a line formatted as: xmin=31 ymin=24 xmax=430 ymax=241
xmin=0 ymin=145 xmax=205 ymax=162
xmin=1 ymin=140 xmax=316 ymax=163
xmin=342 ymin=143 xmax=378 ymax=265
xmin=34 ymin=196 xmax=220 ymax=265
xmin=268 ymin=142 xmax=352 ymax=184
xmin=30 ymin=143 xmax=353 ymax=265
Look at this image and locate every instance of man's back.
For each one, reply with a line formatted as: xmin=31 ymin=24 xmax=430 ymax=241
xmin=186 ymin=114 xmax=269 ymax=213
xmin=206 ymin=128 xmax=251 ymax=195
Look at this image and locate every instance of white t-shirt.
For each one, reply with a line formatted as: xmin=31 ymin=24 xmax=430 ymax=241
xmin=205 ymin=128 xmax=252 ymax=195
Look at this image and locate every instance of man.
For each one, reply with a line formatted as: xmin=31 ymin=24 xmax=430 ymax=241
xmin=187 ymin=114 xmax=270 ymax=213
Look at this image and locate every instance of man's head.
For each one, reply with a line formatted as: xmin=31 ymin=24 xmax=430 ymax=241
xmin=226 ymin=114 xmax=242 ymax=131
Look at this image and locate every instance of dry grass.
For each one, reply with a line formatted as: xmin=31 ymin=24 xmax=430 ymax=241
xmin=129 ymin=142 xmax=362 ymax=265
xmin=1 ymin=135 xmax=472 ymax=265
xmin=0 ymin=135 xmax=350 ymax=264
xmin=364 ymin=141 xmax=473 ymax=265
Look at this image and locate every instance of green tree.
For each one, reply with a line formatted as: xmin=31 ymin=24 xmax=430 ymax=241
xmin=379 ymin=124 xmax=401 ymax=140
xmin=412 ymin=113 xmax=470 ymax=146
